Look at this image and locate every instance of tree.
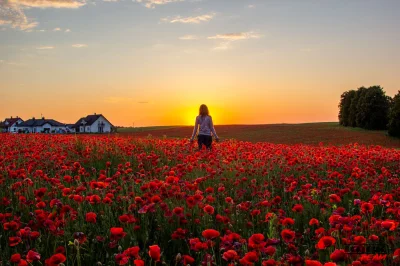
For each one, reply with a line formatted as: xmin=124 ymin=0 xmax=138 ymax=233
xmin=348 ymin=87 xmax=367 ymax=127
xmin=338 ymin=90 xmax=356 ymax=126
xmin=355 ymin=86 xmax=390 ymax=130
xmin=388 ymin=91 xmax=400 ymax=137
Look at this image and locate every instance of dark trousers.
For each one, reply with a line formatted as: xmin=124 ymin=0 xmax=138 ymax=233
xmin=198 ymin=134 xmax=212 ymax=150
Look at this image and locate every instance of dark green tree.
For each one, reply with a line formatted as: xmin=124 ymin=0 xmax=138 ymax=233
xmin=355 ymin=86 xmax=390 ymax=130
xmin=388 ymin=91 xmax=400 ymax=137
xmin=348 ymin=87 xmax=367 ymax=127
xmin=338 ymin=90 xmax=356 ymax=126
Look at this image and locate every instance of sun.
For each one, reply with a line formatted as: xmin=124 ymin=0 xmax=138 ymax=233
xmin=183 ymin=106 xmax=199 ymax=126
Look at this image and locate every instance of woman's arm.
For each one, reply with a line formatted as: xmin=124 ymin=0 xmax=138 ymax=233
xmin=209 ymin=116 xmax=219 ymax=140
xmin=190 ymin=117 xmax=199 ymax=141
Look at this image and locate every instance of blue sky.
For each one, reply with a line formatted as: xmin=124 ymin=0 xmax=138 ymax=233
xmin=1 ymin=0 xmax=399 ymax=126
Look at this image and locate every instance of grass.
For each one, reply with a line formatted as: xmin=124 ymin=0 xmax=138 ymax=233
xmin=116 ymin=122 xmax=400 ymax=148
xmin=116 ymin=126 xmax=177 ymax=133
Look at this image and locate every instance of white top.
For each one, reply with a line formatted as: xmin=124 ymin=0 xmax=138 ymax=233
xmin=190 ymin=115 xmax=218 ymax=140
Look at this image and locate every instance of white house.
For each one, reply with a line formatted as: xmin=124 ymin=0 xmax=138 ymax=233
xmin=72 ymin=114 xmax=113 ymax=133
xmin=16 ymin=118 xmax=67 ymax=133
xmin=0 ymin=117 xmax=24 ymax=133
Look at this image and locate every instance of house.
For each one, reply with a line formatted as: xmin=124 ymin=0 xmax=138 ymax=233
xmin=0 ymin=117 xmax=24 ymax=133
xmin=16 ymin=117 xmax=66 ymax=133
xmin=65 ymin=124 xmax=76 ymax=133
xmin=72 ymin=114 xmax=113 ymax=133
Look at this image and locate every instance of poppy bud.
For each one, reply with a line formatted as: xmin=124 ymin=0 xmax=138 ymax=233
xmin=74 ymin=239 xmax=80 ymax=248
xmin=176 ymin=253 xmax=182 ymax=261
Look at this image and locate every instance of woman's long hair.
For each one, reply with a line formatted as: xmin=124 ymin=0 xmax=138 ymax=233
xmin=199 ymin=104 xmax=209 ymax=117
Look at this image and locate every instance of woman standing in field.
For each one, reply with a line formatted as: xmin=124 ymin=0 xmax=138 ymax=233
xmin=190 ymin=104 xmax=220 ymax=150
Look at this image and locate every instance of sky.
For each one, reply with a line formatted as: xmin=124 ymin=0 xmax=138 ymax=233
xmin=1 ymin=0 xmax=399 ymax=127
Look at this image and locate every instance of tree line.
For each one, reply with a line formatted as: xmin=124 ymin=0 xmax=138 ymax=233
xmin=338 ymin=86 xmax=400 ymax=137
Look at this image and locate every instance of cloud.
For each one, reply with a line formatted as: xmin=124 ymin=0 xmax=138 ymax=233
xmin=36 ymin=46 xmax=55 ymax=49
xmin=163 ymin=12 xmax=215 ymax=24
xmin=208 ymin=31 xmax=261 ymax=41
xmin=8 ymin=0 xmax=86 ymax=9
xmin=135 ymin=0 xmax=184 ymax=9
xmin=53 ymin=27 xmax=61 ymax=31
xmin=0 ymin=2 xmax=38 ymax=30
xmin=179 ymin=35 xmax=199 ymax=40
xmin=0 ymin=60 xmax=28 ymax=67
xmin=0 ymin=0 xmax=86 ymax=31
xmin=72 ymin=44 xmax=88 ymax=48
xmin=208 ymin=31 xmax=261 ymax=51
xmin=138 ymin=101 xmax=149 ymax=104
xmin=65 ymin=28 xmax=70 ymax=32
xmin=212 ymin=42 xmax=231 ymax=51
xmin=248 ymin=4 xmax=255 ymax=8
xmin=37 ymin=29 xmax=46 ymax=32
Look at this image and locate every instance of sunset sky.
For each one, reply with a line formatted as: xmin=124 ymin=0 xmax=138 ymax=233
xmin=1 ymin=0 xmax=399 ymax=126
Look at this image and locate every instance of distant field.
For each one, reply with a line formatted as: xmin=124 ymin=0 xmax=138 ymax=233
xmin=117 ymin=122 xmax=400 ymax=148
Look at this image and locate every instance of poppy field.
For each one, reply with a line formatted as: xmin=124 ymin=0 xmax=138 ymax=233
xmin=1 ymin=134 xmax=400 ymax=266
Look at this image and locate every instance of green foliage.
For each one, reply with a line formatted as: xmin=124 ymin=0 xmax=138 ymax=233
xmin=355 ymin=86 xmax=391 ymax=130
xmin=341 ymin=86 xmax=391 ymax=130
xmin=338 ymin=90 xmax=356 ymax=126
xmin=348 ymin=87 xmax=367 ymax=127
xmin=388 ymin=91 xmax=400 ymax=137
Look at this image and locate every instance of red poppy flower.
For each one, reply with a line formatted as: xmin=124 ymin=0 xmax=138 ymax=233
xmin=281 ymin=229 xmax=295 ymax=243
xmin=305 ymin=260 xmax=323 ymax=266
xmin=46 ymin=253 xmax=66 ymax=266
xmin=309 ymin=218 xmax=319 ymax=226
xmin=317 ymin=236 xmax=336 ymax=249
xmin=173 ymin=207 xmax=184 ymax=216
xmin=85 ymin=212 xmax=97 ymax=223
xmin=329 ymin=194 xmax=341 ymax=203
xmin=282 ymin=217 xmax=295 ymax=226
xmin=361 ymin=202 xmax=374 ymax=214
xmin=203 ymin=205 xmax=215 ymax=215
xmin=148 ymin=245 xmax=161 ymax=261
xmin=222 ymin=250 xmax=238 ymax=261
xmin=115 ymin=254 xmax=129 ymax=265
xmin=134 ymin=259 xmax=145 ymax=266
xmin=26 ymin=250 xmax=41 ymax=262
xmin=262 ymin=259 xmax=277 ymax=266
xmin=381 ymin=220 xmax=398 ymax=231
xmin=110 ymin=227 xmax=127 ymax=241
xmin=4 ymin=221 xmax=19 ymax=231
xmin=202 ymin=229 xmax=220 ymax=240
xmin=292 ymin=204 xmax=304 ymax=213
xmin=124 ymin=246 xmax=140 ymax=258
xmin=182 ymin=255 xmax=195 ymax=265
xmin=55 ymin=246 xmax=66 ymax=254
xmin=240 ymin=251 xmax=259 ymax=264
xmin=394 ymin=248 xmax=400 ymax=263
xmin=248 ymin=233 xmax=266 ymax=250
xmin=330 ymin=249 xmax=347 ymax=262
xmin=10 ymin=254 xmax=22 ymax=263
xmin=353 ymin=235 xmax=366 ymax=245
xmin=119 ymin=214 xmax=136 ymax=224
xmin=9 ymin=236 xmax=22 ymax=247
xmin=265 ymin=246 xmax=276 ymax=256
